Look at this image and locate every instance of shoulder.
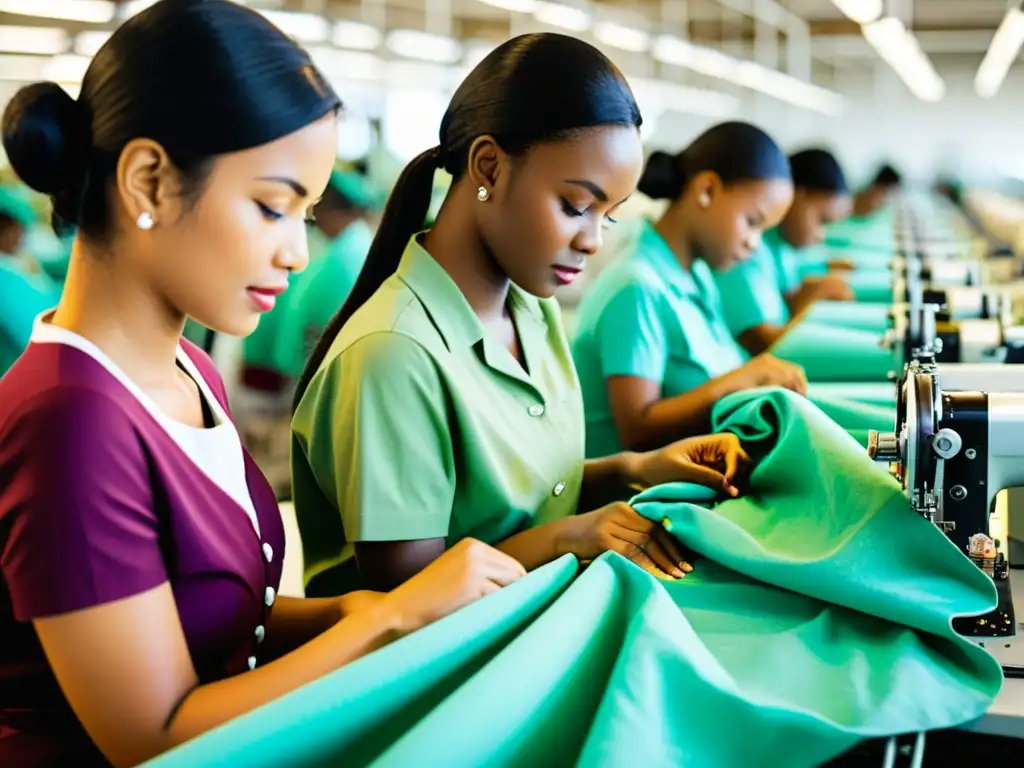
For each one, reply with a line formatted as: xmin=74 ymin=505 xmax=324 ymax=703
xmin=335 ymin=275 xmax=437 ymax=353
xmin=580 ymin=258 xmax=668 ymax=321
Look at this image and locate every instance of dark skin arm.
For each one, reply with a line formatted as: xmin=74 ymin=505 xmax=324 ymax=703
xmin=605 ymin=374 xmax=751 ymax=452
xmin=737 ymin=324 xmax=785 ymax=356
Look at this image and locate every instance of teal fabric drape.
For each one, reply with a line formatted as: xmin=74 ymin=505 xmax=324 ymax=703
xmin=806 ymin=301 xmax=892 ymax=334
xmin=144 ymin=390 xmax=999 ymax=768
xmin=772 ymin=321 xmax=899 ymax=382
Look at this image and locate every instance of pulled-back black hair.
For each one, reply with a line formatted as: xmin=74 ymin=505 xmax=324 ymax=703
xmin=294 ymin=32 xmax=642 ymax=407
xmin=872 ymin=164 xmax=902 ymax=188
xmin=637 ymin=121 xmax=790 ymax=201
xmin=2 ymin=0 xmax=340 ymax=240
xmin=788 ymin=148 xmax=848 ymax=195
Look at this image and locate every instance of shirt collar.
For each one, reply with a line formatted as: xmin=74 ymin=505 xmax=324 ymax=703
xmin=634 ymin=220 xmax=700 ymax=298
xmin=395 ymin=233 xmax=544 ymax=351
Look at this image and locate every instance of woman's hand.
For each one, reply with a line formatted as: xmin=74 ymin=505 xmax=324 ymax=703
xmin=625 ymin=433 xmax=751 ymax=496
xmin=564 ymin=502 xmax=692 ymax=578
xmin=737 ymin=354 xmax=807 ymax=395
xmin=379 ymin=538 xmax=526 ymax=634
xmin=826 ymin=258 xmax=856 ymax=272
xmin=804 ymin=274 xmax=854 ymax=301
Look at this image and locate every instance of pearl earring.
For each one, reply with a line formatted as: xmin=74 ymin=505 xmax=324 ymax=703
xmin=477 ymin=186 xmax=490 ymax=202
xmin=698 ymin=193 xmax=710 ymax=209
xmin=136 ymin=211 xmax=154 ymax=230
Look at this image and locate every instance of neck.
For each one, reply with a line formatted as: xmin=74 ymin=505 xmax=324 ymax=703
xmin=423 ymin=188 xmax=510 ymax=323
xmin=653 ymin=205 xmax=697 ymax=271
xmin=852 ymin=191 xmax=875 ymax=217
xmin=51 ymin=238 xmax=185 ymax=388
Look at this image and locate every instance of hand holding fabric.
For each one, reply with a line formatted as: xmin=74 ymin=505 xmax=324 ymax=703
xmin=737 ymin=354 xmax=808 ymax=396
xmin=625 ymin=433 xmax=750 ymax=496
xmin=566 ymin=502 xmax=693 ymax=579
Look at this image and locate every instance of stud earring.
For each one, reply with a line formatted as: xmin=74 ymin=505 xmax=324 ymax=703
xmin=698 ymin=193 xmax=711 ymax=209
xmin=477 ymin=186 xmax=490 ymax=202
xmin=136 ymin=211 xmax=154 ymax=230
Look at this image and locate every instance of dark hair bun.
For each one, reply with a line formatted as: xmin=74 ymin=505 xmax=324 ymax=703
xmin=3 ymin=81 xmax=88 ymax=199
xmin=637 ymin=150 xmax=682 ymax=200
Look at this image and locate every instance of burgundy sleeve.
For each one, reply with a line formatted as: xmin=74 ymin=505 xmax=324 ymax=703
xmin=0 ymin=387 xmax=168 ymax=621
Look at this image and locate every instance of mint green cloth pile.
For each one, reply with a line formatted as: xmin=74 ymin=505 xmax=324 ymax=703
xmin=144 ymin=389 xmax=1000 ymax=768
xmin=772 ymin=320 xmax=899 ymax=382
xmin=806 ymin=301 xmax=892 ymax=334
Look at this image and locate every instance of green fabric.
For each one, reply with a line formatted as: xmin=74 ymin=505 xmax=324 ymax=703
xmin=0 ymin=185 xmax=37 ymax=227
xmin=291 ymin=234 xmax=585 ymax=596
xmin=181 ymin=318 xmax=214 ymax=349
xmin=272 ymin=219 xmax=373 ymax=379
xmin=572 ymin=220 xmax=745 ymax=458
xmin=773 ymin=320 xmax=899 ymax=382
xmin=807 ymin=381 xmax=897 ymax=408
xmin=242 ymin=275 xmax=296 ymax=370
xmin=805 ymin=301 xmax=891 ymax=333
xmin=847 ymin=269 xmax=894 ymax=303
xmin=0 ymin=257 xmax=60 ymax=375
xmin=144 ymin=388 xmax=1000 ymax=768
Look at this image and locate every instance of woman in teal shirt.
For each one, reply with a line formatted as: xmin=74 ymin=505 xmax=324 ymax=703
xmin=714 ymin=148 xmax=855 ymax=355
xmin=0 ymin=185 xmax=62 ymax=376
xmin=572 ymin=122 xmax=813 ymax=457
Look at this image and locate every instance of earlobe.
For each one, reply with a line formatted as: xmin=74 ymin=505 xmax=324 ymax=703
xmin=116 ymin=138 xmax=175 ymax=230
xmin=466 ymin=135 xmax=503 ymax=199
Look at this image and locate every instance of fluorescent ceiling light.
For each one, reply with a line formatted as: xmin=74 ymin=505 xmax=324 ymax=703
xmin=653 ymin=34 xmax=842 ymax=115
xmin=863 ymin=17 xmax=945 ymax=102
xmin=593 ymin=22 xmax=650 ymax=53
xmin=533 ymin=1 xmax=590 ymax=32
xmin=43 ymin=54 xmax=91 ymax=84
xmin=259 ymin=10 xmax=330 ymax=43
xmin=385 ymin=29 xmax=462 ymax=64
xmin=74 ymin=31 xmax=111 ymax=57
xmin=0 ymin=53 xmax=49 ymax=81
xmin=477 ymin=0 xmax=537 ymax=11
xmin=0 ymin=0 xmax=116 ymax=23
xmin=0 ymin=25 xmax=69 ymax=55
xmin=975 ymin=8 xmax=1024 ymax=99
xmin=333 ymin=20 xmax=382 ymax=51
xmin=659 ymin=81 xmax=739 ymax=117
xmin=830 ymin=0 xmax=883 ymax=25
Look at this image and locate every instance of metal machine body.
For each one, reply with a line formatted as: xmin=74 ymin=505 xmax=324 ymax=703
xmin=869 ymin=367 xmax=1024 ymax=671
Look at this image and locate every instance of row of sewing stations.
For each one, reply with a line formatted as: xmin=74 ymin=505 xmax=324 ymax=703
xmin=778 ymin=188 xmax=1024 ymax=740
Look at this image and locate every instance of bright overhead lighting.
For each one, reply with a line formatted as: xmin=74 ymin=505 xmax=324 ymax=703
xmin=0 ymin=25 xmax=69 ymax=55
xmin=652 ymin=34 xmax=842 ymax=115
xmin=259 ymin=10 xmax=330 ymax=43
xmin=477 ymin=0 xmax=537 ymax=11
xmin=74 ymin=31 xmax=111 ymax=57
xmin=593 ymin=22 xmax=650 ymax=53
xmin=830 ymin=0 xmax=883 ymax=25
xmin=0 ymin=0 xmax=116 ymax=23
xmin=332 ymin=20 xmax=382 ymax=51
xmin=0 ymin=53 xmax=49 ymax=81
xmin=385 ymin=29 xmax=462 ymax=64
xmin=863 ymin=17 xmax=945 ymax=102
xmin=307 ymin=46 xmax=386 ymax=83
xmin=975 ymin=8 xmax=1024 ymax=99
xmin=533 ymin=1 xmax=591 ymax=32
xmin=42 ymin=54 xmax=91 ymax=84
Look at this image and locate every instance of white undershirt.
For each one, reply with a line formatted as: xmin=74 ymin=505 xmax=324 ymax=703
xmin=30 ymin=316 xmax=260 ymax=536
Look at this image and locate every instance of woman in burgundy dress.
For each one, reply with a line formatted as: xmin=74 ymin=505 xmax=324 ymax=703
xmin=0 ymin=2 xmax=525 ymax=766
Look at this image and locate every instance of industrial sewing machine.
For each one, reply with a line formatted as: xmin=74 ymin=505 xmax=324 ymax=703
xmin=867 ymin=362 xmax=1024 ymax=673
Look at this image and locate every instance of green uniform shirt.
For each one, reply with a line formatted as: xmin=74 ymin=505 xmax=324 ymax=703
xmin=291 ymin=235 xmax=585 ymax=595
xmin=824 ymin=207 xmax=895 ymax=251
xmin=714 ymin=227 xmax=800 ymax=337
xmin=571 ymin=221 xmax=747 ymax=459
xmin=0 ymin=257 xmax=61 ymax=375
xmin=272 ymin=219 xmax=373 ymax=379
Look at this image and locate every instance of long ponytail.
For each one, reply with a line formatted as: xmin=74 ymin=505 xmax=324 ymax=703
xmin=293 ymin=146 xmax=440 ymax=409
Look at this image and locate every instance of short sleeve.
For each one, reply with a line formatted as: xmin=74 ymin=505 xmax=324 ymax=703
xmin=296 ymin=333 xmax=455 ymax=543
xmin=0 ymin=388 xmax=167 ymax=621
xmin=714 ymin=247 xmax=789 ymax=336
xmin=593 ymin=281 xmax=669 ymax=383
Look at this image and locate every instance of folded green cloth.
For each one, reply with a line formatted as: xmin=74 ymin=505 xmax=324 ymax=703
xmin=773 ymin=321 xmax=899 ymax=382
xmin=144 ymin=391 xmax=999 ymax=768
xmin=847 ymin=269 xmax=894 ymax=303
xmin=806 ymin=301 xmax=892 ymax=333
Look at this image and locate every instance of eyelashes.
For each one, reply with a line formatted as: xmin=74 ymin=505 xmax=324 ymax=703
xmin=561 ymin=198 xmax=618 ymax=226
xmin=256 ymin=201 xmax=316 ymax=224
